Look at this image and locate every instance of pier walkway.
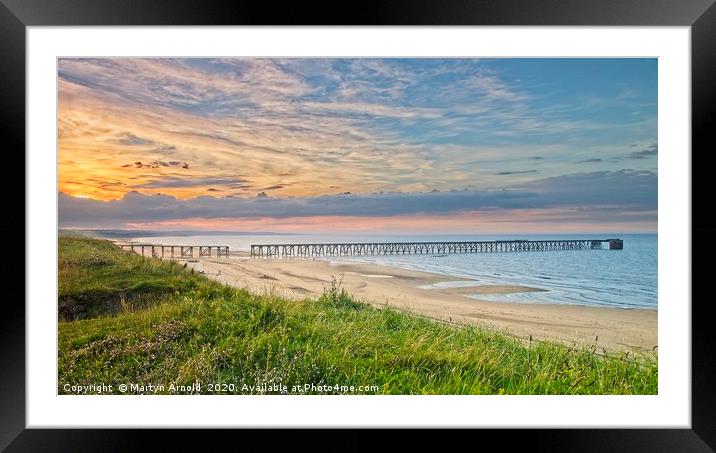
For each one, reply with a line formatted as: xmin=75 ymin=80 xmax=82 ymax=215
xmin=250 ymin=239 xmax=623 ymax=258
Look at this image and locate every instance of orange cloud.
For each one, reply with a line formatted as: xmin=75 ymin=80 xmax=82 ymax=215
xmin=58 ymin=59 xmax=439 ymax=201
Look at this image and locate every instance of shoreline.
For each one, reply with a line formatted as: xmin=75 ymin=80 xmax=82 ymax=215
xmin=179 ymin=251 xmax=657 ymax=353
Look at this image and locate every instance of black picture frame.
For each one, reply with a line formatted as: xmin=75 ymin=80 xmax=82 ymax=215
xmin=3 ymin=0 xmax=713 ymax=450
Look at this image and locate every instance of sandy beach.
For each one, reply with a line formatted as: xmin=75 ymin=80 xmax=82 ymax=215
xmin=181 ymin=252 xmax=657 ymax=353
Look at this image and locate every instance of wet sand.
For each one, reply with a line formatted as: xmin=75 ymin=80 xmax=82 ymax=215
xmin=183 ymin=253 xmax=657 ymax=353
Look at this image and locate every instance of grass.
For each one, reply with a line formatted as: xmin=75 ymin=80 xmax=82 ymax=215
xmin=58 ymin=237 xmax=658 ymax=395
xmin=58 ymin=237 xmax=206 ymax=319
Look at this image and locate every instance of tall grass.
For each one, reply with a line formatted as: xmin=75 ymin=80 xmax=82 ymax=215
xmin=58 ymin=238 xmax=657 ymax=395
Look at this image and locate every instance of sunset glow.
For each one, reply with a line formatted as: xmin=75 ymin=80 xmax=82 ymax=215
xmin=58 ymin=58 xmax=657 ymax=232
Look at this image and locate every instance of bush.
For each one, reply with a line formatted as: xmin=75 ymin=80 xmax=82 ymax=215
xmin=320 ymin=274 xmax=364 ymax=310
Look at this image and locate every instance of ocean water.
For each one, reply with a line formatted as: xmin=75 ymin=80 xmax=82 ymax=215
xmin=130 ymin=233 xmax=657 ymax=309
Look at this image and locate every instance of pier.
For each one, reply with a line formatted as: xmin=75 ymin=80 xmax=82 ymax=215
xmin=118 ymin=243 xmax=230 ymax=259
xmin=250 ymin=239 xmax=623 ymax=258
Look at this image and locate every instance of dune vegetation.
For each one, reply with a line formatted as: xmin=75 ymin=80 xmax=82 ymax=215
xmin=58 ymin=237 xmax=657 ymax=395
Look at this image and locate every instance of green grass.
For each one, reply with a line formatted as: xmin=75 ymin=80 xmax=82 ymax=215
xmin=58 ymin=237 xmax=206 ymax=319
xmin=58 ymin=237 xmax=658 ymax=395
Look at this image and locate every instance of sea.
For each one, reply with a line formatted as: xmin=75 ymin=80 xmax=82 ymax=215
xmin=129 ymin=233 xmax=657 ymax=309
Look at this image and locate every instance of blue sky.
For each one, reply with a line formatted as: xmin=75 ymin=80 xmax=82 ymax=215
xmin=57 ymin=58 xmax=657 ymax=232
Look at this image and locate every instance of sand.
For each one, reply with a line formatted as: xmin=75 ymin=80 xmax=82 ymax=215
xmin=181 ymin=253 xmax=657 ymax=353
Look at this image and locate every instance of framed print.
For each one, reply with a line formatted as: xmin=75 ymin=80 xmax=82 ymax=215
xmin=4 ymin=0 xmax=715 ymax=449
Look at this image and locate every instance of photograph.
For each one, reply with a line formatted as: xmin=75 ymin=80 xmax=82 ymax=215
xmin=1 ymin=0 xmax=710 ymax=443
xmin=57 ymin=57 xmax=658 ymax=396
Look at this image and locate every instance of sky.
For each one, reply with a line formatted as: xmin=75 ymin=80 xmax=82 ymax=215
xmin=58 ymin=58 xmax=657 ymax=233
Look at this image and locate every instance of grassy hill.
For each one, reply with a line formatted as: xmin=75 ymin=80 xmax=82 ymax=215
xmin=58 ymin=237 xmax=657 ymax=395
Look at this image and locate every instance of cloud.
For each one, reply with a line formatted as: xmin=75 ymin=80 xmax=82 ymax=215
xmin=118 ymin=133 xmax=154 ymax=146
xmin=153 ymin=145 xmax=177 ymax=153
xmin=628 ymin=143 xmax=657 ymax=159
xmin=57 ymin=58 xmax=658 ymax=202
xmin=122 ymin=160 xmax=189 ymax=169
xmin=518 ymin=170 xmax=656 ymax=209
xmin=132 ymin=176 xmax=249 ymax=189
xmin=58 ymin=170 xmax=656 ymax=228
xmin=495 ymin=170 xmax=538 ymax=175
xmin=118 ymin=134 xmax=176 ymax=153
xmin=58 ymin=59 xmax=441 ymax=199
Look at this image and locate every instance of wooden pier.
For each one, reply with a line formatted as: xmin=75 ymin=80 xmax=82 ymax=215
xmin=250 ymin=239 xmax=623 ymax=258
xmin=118 ymin=243 xmax=230 ymax=259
